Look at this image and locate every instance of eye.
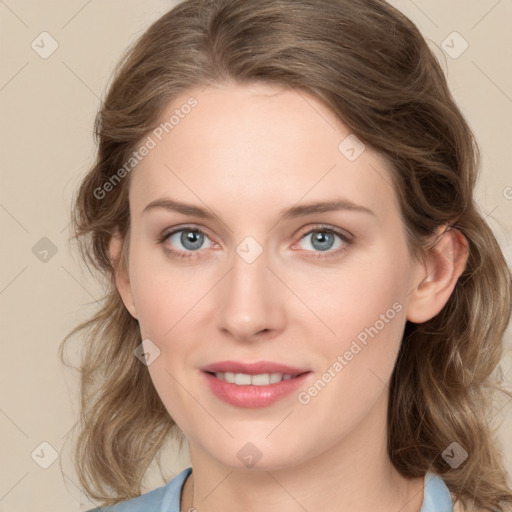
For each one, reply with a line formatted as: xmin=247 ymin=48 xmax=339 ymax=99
xmin=294 ymin=226 xmax=351 ymax=258
xmin=159 ymin=224 xmax=352 ymax=261
xmin=160 ymin=227 xmax=214 ymax=259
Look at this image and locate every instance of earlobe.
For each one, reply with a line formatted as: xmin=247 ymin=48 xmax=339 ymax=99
xmin=406 ymin=226 xmax=469 ymax=324
xmin=108 ymin=230 xmax=138 ymax=319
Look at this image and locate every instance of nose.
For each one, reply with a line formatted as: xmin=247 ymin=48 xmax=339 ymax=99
xmin=215 ymin=245 xmax=286 ymax=342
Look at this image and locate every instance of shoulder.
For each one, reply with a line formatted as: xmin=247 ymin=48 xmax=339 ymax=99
xmin=85 ymin=467 xmax=192 ymax=512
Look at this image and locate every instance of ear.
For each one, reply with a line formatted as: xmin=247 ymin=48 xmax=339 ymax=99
xmin=109 ymin=229 xmax=138 ymax=319
xmin=406 ymin=226 xmax=469 ymax=324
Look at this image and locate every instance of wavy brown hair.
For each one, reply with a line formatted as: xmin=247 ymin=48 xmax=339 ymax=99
xmin=61 ymin=0 xmax=512 ymax=509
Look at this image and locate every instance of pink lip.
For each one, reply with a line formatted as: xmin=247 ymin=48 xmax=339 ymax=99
xmin=200 ymin=360 xmax=309 ymax=375
xmin=200 ymin=360 xmax=312 ymax=408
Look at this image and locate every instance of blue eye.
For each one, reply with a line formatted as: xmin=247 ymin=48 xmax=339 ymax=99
xmin=296 ymin=227 xmax=349 ymax=258
xmin=162 ymin=228 xmax=213 ymax=257
xmin=300 ymin=230 xmax=340 ymax=252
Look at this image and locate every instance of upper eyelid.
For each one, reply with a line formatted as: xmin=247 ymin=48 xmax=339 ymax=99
xmin=162 ymin=224 xmax=212 ymax=238
xmin=296 ymin=224 xmax=352 ymax=239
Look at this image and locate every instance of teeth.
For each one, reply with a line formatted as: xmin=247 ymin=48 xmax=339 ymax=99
xmin=235 ymin=373 xmax=252 ymax=385
xmin=214 ymin=372 xmax=295 ymax=385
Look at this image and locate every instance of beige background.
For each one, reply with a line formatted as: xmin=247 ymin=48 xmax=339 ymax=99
xmin=0 ymin=1 xmax=511 ymax=510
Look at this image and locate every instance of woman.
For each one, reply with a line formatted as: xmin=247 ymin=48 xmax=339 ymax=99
xmin=63 ymin=0 xmax=512 ymax=510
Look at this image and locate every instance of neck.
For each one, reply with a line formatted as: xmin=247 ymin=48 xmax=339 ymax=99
xmin=180 ymin=392 xmax=424 ymax=512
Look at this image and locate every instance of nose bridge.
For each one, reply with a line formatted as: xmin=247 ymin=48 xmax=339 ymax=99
xmin=215 ymin=240 xmax=285 ymax=340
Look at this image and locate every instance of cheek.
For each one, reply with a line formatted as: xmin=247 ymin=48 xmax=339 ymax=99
xmin=286 ymin=242 xmax=411 ymax=346
xmin=332 ymin=248 xmax=410 ymax=393
xmin=129 ymin=248 xmax=223 ymax=352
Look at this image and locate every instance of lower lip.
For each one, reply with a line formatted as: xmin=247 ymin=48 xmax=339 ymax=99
xmin=202 ymin=371 xmax=311 ymax=408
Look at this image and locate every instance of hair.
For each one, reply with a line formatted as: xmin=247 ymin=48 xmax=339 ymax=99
xmin=61 ymin=0 xmax=512 ymax=510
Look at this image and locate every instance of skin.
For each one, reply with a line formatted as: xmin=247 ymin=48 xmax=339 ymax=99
xmin=111 ymin=82 xmax=468 ymax=512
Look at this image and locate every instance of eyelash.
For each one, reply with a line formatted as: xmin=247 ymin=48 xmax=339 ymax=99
xmin=158 ymin=224 xmax=353 ymax=261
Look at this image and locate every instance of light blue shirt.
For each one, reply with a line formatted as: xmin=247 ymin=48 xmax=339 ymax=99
xmin=89 ymin=467 xmax=453 ymax=511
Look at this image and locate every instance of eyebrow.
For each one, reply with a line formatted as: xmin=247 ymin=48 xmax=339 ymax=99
xmin=142 ymin=197 xmax=375 ymax=220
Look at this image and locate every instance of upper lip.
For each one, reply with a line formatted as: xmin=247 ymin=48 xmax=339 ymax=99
xmin=201 ymin=360 xmax=310 ymax=376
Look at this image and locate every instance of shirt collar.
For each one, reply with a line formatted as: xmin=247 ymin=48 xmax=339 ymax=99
xmin=420 ymin=472 xmax=453 ymax=512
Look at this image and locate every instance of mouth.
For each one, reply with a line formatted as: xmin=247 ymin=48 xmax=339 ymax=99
xmin=200 ymin=361 xmax=312 ymax=408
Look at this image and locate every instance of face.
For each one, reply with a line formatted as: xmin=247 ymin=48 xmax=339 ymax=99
xmin=117 ymin=82 xmax=426 ymax=471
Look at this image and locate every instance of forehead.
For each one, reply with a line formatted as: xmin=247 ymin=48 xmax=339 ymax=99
xmin=129 ymin=83 xmax=397 ymax=222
